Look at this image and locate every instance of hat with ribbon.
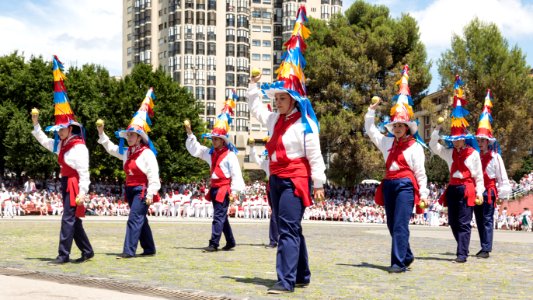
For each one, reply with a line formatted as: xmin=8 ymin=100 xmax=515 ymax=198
xmin=441 ymin=75 xmax=478 ymax=149
xmin=259 ymin=5 xmax=319 ymax=135
xmin=201 ymin=90 xmax=238 ymax=153
xmin=475 ymin=89 xmax=496 ymax=142
xmin=115 ymin=87 xmax=158 ymax=155
xmin=45 ymin=55 xmax=85 ymax=152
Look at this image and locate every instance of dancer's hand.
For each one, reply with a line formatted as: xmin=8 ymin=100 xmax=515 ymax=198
xmin=31 ymin=108 xmax=39 ymax=126
xmin=76 ymin=193 xmax=86 ymax=206
xmin=96 ymin=119 xmax=105 ymax=135
xmin=184 ymin=119 xmax=192 ymax=135
xmin=314 ymin=188 xmax=325 ymax=202
xmin=250 ymin=73 xmax=262 ymax=84
xmin=145 ymin=195 xmax=153 ymax=206
xmin=369 ymin=96 xmax=381 ymax=110
xmin=475 ymin=195 xmax=483 ymax=205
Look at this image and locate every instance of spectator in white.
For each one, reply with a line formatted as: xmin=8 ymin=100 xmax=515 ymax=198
xmin=1 ymin=188 xmax=14 ymax=218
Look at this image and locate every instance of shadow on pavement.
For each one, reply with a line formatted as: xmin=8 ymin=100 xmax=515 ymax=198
xmin=221 ymin=275 xmax=277 ymax=288
xmin=416 ymin=256 xmax=454 ymax=261
xmin=25 ymin=257 xmax=55 ymax=262
xmin=337 ymin=262 xmax=389 ymax=272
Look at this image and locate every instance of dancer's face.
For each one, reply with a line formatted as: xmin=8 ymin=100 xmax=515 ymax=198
xmin=58 ymin=127 xmax=72 ymax=140
xmin=477 ymin=138 xmax=489 ymax=152
xmin=452 ymin=139 xmax=465 ymax=150
xmin=274 ymin=92 xmax=296 ymax=115
xmin=392 ymin=123 xmax=408 ymax=139
xmin=126 ymin=132 xmax=142 ymax=147
xmin=212 ymin=137 xmax=225 ymax=149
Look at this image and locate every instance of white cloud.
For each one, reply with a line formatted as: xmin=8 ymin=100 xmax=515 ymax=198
xmin=412 ymin=0 xmax=533 ymax=49
xmin=0 ymin=0 xmax=122 ymax=75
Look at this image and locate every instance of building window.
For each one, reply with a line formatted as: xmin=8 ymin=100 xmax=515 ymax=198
xmin=262 ymin=40 xmax=271 ymax=47
xmin=252 ymin=25 xmax=261 ymax=32
xmin=262 ymin=68 xmax=271 ymax=75
xmin=207 ymin=87 xmax=216 ymax=100
xmin=262 ymin=54 xmax=271 ymax=61
xmin=262 ymin=26 xmax=271 ymax=32
xmin=252 ymin=39 xmax=261 ymax=47
xmin=226 ymin=44 xmax=235 ymax=56
xmin=252 ymin=53 xmax=260 ymax=61
xmin=185 ymin=41 xmax=194 ymax=54
xmin=207 ymin=42 xmax=216 ymax=55
xmin=226 ymin=73 xmax=235 ymax=86
xmin=195 ymin=87 xmax=205 ymax=100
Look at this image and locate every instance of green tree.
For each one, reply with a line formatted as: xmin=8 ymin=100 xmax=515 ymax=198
xmin=438 ymin=18 xmax=533 ymax=176
xmin=305 ymin=0 xmax=431 ymax=185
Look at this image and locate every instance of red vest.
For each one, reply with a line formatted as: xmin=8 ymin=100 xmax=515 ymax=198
xmin=266 ymin=112 xmax=313 ymax=207
xmin=124 ymin=145 xmax=160 ymax=202
xmin=439 ymin=147 xmax=477 ymax=207
xmin=58 ymin=136 xmax=86 ymax=218
xmin=374 ymin=137 xmax=423 ymax=214
xmin=205 ymin=147 xmax=232 ymax=203
xmin=481 ymin=151 xmax=498 ymax=206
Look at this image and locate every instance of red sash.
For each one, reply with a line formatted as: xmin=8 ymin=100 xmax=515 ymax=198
xmin=58 ymin=136 xmax=86 ymax=218
xmin=206 ymin=147 xmax=231 ymax=203
xmin=481 ymin=152 xmax=498 ymax=206
xmin=267 ymin=112 xmax=313 ymax=207
xmin=374 ymin=137 xmax=423 ymax=214
xmin=438 ymin=147 xmax=477 ymax=207
xmin=124 ymin=144 xmax=160 ymax=202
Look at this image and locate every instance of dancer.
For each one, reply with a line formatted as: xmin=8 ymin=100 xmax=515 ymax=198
xmin=31 ymin=55 xmax=94 ymax=264
xmin=430 ymin=75 xmax=484 ymax=263
xmin=97 ymin=88 xmax=160 ymax=258
xmin=366 ymin=65 xmax=429 ymax=273
xmin=248 ymin=6 xmax=326 ymax=293
xmin=185 ymin=93 xmax=245 ymax=252
xmin=473 ymin=89 xmax=511 ymax=258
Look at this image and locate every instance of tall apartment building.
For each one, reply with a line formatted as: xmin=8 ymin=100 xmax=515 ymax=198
xmin=122 ymin=0 xmax=342 ymax=169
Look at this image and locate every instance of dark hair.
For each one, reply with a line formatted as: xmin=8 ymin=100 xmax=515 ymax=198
xmin=69 ymin=125 xmax=82 ymax=135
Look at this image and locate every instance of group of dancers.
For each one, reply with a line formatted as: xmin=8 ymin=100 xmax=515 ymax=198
xmin=29 ymin=6 xmax=510 ymax=294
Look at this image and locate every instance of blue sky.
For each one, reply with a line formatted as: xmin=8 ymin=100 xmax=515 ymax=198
xmin=1 ymin=0 xmax=532 ymax=93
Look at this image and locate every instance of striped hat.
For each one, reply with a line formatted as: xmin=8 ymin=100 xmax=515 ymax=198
xmin=115 ymin=88 xmax=158 ymax=155
xmin=475 ymin=89 xmax=496 ymax=142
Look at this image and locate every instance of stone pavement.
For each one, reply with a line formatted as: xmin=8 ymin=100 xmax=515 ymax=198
xmin=0 ymin=217 xmax=532 ymax=299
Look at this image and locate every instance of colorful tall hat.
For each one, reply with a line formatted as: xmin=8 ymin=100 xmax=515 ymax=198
xmin=115 ymin=88 xmax=157 ymax=155
xmin=260 ymin=5 xmax=319 ymax=134
xmin=442 ymin=75 xmax=478 ymax=148
xmin=45 ymin=55 xmax=83 ymax=133
xmin=384 ymin=65 xmax=418 ymax=136
xmin=202 ymin=90 xmax=238 ymax=152
xmin=475 ymin=89 xmax=496 ymax=143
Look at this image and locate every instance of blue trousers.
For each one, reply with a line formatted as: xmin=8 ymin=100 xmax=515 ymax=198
xmin=446 ymin=185 xmax=473 ymax=260
xmin=123 ymin=186 xmax=156 ymax=256
xmin=58 ymin=177 xmax=93 ymax=261
xmin=269 ymin=175 xmax=310 ymax=291
xmin=473 ymin=190 xmax=496 ymax=252
xmin=383 ymin=178 xmax=414 ymax=270
xmin=267 ymin=192 xmax=279 ymax=246
xmin=209 ymin=188 xmax=235 ymax=248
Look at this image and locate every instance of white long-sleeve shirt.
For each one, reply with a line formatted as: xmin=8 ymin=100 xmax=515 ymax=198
xmin=250 ymin=146 xmax=270 ymax=177
xmin=185 ymin=134 xmax=245 ymax=194
xmin=32 ymin=124 xmax=90 ymax=195
xmin=364 ymin=109 xmax=429 ymax=199
xmin=98 ymin=132 xmax=161 ymax=197
xmin=429 ymin=129 xmax=485 ymax=197
xmin=481 ymin=151 xmax=512 ymax=199
xmin=247 ymin=83 xmax=326 ymax=188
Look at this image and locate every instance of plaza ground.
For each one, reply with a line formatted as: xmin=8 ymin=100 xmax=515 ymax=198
xmin=0 ymin=217 xmax=532 ymax=299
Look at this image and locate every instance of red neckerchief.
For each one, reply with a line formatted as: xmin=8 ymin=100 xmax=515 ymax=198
xmin=265 ymin=111 xmax=301 ymax=162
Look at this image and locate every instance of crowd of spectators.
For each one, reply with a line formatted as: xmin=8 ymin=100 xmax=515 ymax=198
xmin=1 ymin=172 xmax=531 ymax=231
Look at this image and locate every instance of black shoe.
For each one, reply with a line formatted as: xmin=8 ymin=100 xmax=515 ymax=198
xmin=116 ymin=253 xmax=135 ymax=259
xmin=74 ymin=253 xmax=94 ymax=263
xmin=267 ymin=282 xmax=292 ymax=294
xmin=476 ymin=251 xmax=489 ymax=258
xmin=139 ymin=252 xmax=156 ymax=257
xmin=295 ymin=282 xmax=310 ymax=288
xmin=221 ymin=243 xmax=236 ymax=251
xmin=387 ymin=265 xmax=406 ymax=273
xmin=405 ymin=258 xmax=414 ymax=268
xmin=265 ymin=243 xmax=277 ymax=249
xmin=453 ymin=257 xmax=467 ymax=263
xmin=203 ymin=245 xmax=218 ymax=252
xmin=48 ymin=257 xmax=69 ymax=264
